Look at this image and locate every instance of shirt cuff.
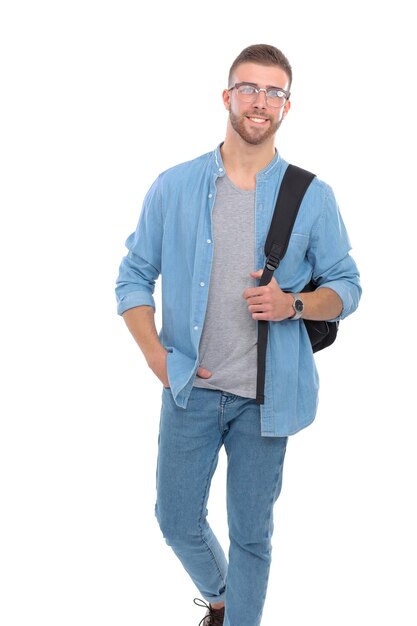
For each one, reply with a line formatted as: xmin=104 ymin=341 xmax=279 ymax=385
xmin=117 ymin=290 xmax=156 ymax=315
xmin=316 ymin=280 xmax=359 ymax=321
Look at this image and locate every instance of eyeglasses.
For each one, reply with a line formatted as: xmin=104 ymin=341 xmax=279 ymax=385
xmin=228 ymin=82 xmax=290 ymax=108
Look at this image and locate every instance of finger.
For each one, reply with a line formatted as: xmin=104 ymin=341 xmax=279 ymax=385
xmin=197 ymin=367 xmax=212 ymax=379
xmin=243 ymin=287 xmax=267 ymax=300
xmin=249 ymin=303 xmax=272 ymax=314
xmin=247 ymin=295 xmax=270 ymax=305
xmin=251 ymin=312 xmax=272 ymax=320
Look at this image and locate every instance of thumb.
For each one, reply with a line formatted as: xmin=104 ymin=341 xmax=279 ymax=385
xmin=197 ymin=367 xmax=212 ymax=379
xmin=250 ymin=269 xmax=264 ymax=279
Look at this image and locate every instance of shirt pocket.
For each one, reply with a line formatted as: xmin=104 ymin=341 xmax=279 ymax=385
xmin=275 ymin=233 xmax=309 ymax=284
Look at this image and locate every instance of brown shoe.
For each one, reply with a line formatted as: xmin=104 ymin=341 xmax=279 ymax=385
xmin=194 ymin=598 xmax=225 ymax=626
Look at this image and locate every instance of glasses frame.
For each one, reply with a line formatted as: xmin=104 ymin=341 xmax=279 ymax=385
xmin=228 ymin=82 xmax=290 ymax=108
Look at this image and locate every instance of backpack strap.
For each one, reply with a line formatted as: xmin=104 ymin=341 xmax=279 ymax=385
xmin=256 ymin=165 xmax=316 ymax=405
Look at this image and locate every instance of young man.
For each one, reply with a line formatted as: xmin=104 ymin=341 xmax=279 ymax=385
xmin=115 ymin=44 xmax=361 ymax=626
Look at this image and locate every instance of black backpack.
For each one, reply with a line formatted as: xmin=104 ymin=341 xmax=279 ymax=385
xmin=256 ymin=165 xmax=338 ymax=405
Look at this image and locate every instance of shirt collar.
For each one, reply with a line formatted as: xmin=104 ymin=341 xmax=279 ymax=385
xmin=213 ymin=143 xmax=281 ymax=181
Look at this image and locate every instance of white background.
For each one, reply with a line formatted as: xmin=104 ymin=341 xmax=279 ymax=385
xmin=1 ymin=1 xmax=416 ymax=624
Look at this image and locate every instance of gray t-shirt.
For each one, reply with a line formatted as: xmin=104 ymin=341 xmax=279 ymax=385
xmin=193 ymin=175 xmax=257 ymax=398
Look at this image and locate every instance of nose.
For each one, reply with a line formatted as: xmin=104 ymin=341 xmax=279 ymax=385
xmin=253 ymin=88 xmax=268 ymax=108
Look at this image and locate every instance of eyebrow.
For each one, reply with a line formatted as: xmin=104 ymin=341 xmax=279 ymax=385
xmin=239 ymin=81 xmax=287 ymax=91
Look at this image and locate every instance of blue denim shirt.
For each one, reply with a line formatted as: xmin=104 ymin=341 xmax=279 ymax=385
xmin=116 ymin=145 xmax=361 ymax=436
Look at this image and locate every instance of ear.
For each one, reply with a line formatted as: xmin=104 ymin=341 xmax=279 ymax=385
xmin=282 ymin=99 xmax=291 ymax=119
xmin=222 ymin=88 xmax=231 ymax=111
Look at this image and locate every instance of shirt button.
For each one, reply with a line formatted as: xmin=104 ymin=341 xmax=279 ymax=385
xmin=219 ymin=167 xmax=223 ymax=172
xmin=200 ymin=282 xmax=205 ymax=287
xmin=193 ymin=325 xmax=199 ymax=331
xmin=207 ymin=239 xmax=212 ymax=244
xmin=208 ymin=193 xmax=212 ymax=198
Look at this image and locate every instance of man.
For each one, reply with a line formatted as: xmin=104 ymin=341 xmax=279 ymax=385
xmin=115 ymin=44 xmax=361 ymax=626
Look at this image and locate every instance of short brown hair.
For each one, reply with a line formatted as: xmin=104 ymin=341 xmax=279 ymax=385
xmin=228 ymin=44 xmax=292 ymax=90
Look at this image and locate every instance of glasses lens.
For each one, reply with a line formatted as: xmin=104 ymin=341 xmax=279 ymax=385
xmin=236 ymin=85 xmax=257 ymax=101
xmin=266 ymin=89 xmax=287 ymax=108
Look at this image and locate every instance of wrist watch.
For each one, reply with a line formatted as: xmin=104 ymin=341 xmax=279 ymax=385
xmin=290 ymin=294 xmax=304 ymax=320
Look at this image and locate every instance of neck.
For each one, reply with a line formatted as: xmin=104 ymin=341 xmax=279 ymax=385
xmin=220 ymin=132 xmax=276 ymax=189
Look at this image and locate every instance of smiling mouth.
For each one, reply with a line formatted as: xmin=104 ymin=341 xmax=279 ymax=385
xmin=247 ymin=116 xmax=269 ymax=124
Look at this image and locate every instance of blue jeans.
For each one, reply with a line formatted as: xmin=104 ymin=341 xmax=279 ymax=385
xmin=155 ymin=387 xmax=288 ymax=626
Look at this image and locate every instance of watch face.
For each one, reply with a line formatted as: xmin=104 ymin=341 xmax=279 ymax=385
xmin=294 ymin=299 xmax=304 ymax=312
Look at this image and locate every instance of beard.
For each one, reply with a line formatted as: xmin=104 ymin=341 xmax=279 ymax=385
xmin=229 ymin=109 xmax=282 ymax=145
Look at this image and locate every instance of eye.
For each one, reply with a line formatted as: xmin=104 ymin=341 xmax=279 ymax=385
xmin=267 ymin=89 xmax=286 ymax=99
xmin=238 ymin=84 xmax=257 ymax=95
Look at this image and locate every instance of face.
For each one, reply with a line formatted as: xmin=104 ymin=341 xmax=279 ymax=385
xmin=223 ymin=62 xmax=291 ymax=146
